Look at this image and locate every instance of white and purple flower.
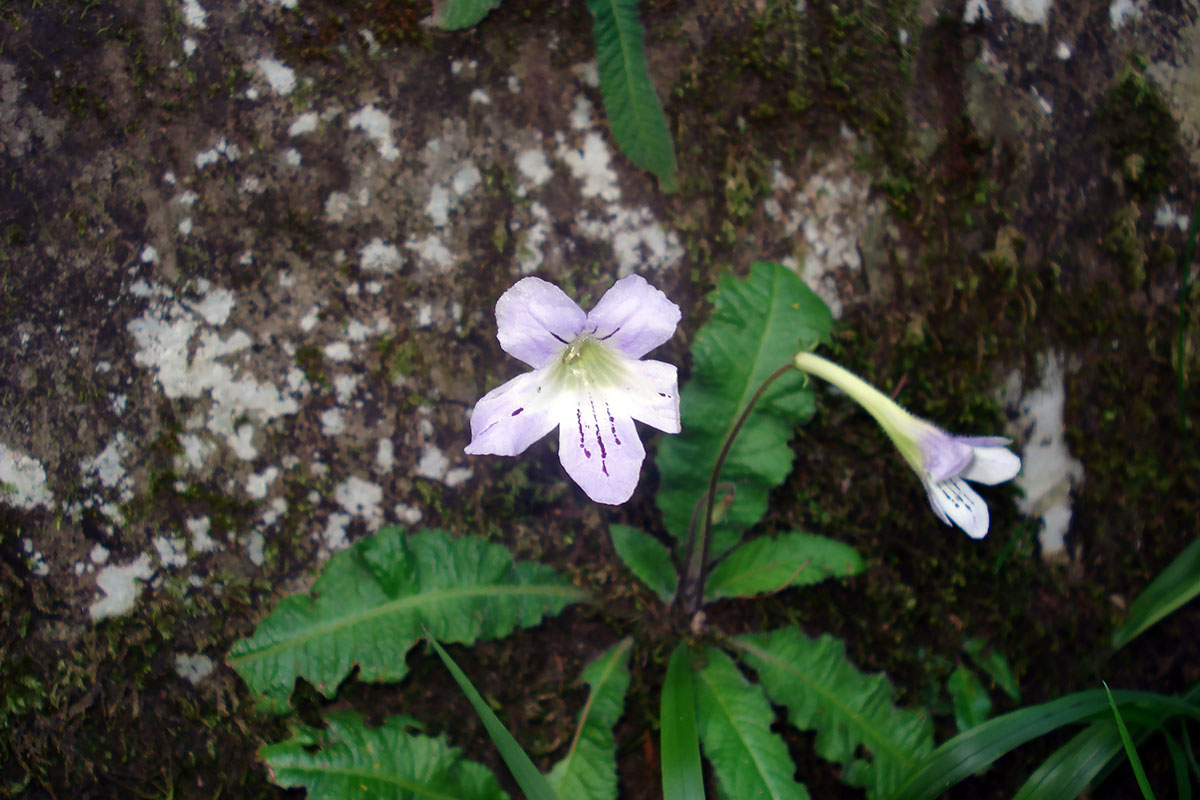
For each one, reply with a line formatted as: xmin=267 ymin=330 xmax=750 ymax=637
xmin=793 ymin=351 xmax=1021 ymax=538
xmin=465 ymin=275 xmax=682 ymax=504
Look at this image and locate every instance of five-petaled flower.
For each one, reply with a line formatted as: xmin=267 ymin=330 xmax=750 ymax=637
xmin=465 ymin=275 xmax=682 ymax=504
xmin=793 ymin=351 xmax=1021 ymax=539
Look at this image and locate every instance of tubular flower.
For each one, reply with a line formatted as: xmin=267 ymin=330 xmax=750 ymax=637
xmin=793 ymin=352 xmax=1021 ymax=538
xmin=465 ymin=275 xmax=681 ymax=504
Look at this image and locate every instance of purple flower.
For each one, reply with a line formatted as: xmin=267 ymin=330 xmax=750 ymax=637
xmin=465 ymin=275 xmax=682 ymax=504
xmin=793 ymin=352 xmax=1021 ymax=538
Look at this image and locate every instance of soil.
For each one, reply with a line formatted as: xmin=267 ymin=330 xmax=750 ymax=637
xmin=1 ymin=0 xmax=1198 ymax=798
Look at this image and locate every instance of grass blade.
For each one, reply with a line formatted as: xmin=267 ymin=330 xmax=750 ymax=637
xmin=1112 ymin=535 xmax=1200 ymax=650
xmin=1105 ymin=682 xmax=1158 ymax=800
xmin=428 ymin=638 xmax=562 ymax=800
xmin=661 ymin=642 xmax=705 ymax=800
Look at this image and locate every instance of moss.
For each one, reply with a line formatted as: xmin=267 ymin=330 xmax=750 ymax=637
xmin=1096 ymin=64 xmax=1179 ymax=203
xmin=1103 ymin=205 xmax=1148 ymax=290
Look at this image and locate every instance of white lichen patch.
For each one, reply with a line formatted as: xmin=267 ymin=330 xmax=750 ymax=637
xmin=414 ymin=444 xmax=473 ymax=487
xmin=320 ymin=408 xmax=346 ymax=435
xmin=194 ymin=137 xmax=239 ymax=169
xmin=323 ymin=512 xmax=352 ymax=551
xmin=376 ymin=438 xmax=394 ymax=471
xmin=181 ymin=0 xmax=207 ymax=29
xmin=80 ymin=432 xmax=132 ymax=497
xmin=256 ymin=57 xmax=296 ymax=95
xmin=333 ymin=374 xmax=361 ymax=404
xmin=557 ymin=131 xmax=619 ymax=201
xmin=334 ymin=476 xmax=383 ymax=528
xmin=289 ymin=111 xmax=319 ymax=137
xmin=1001 ymin=0 xmax=1051 ymax=24
xmin=765 ymin=155 xmax=884 ymax=318
xmin=395 ymin=503 xmax=422 ymax=525
xmin=325 ymin=189 xmax=370 ymax=223
xmin=1154 ymin=202 xmax=1192 ymax=232
xmin=186 ymin=516 xmax=217 ymax=552
xmin=152 ymin=536 xmax=189 ymax=568
xmin=174 ymin=653 xmax=215 ymax=685
xmin=359 ymin=238 xmax=402 ymax=273
xmin=245 ymin=466 xmax=279 ymax=499
xmin=1000 ymin=353 xmax=1085 ymax=559
xmin=406 ymin=235 xmax=454 ymax=270
xmin=516 ymin=147 xmax=553 ymax=192
xmin=128 ymin=282 xmax=301 ymax=460
xmin=1109 ymin=0 xmax=1140 ymax=29
xmin=90 ymin=554 xmax=154 ymax=620
xmin=347 ymin=104 xmax=399 ymax=161
xmin=0 ymin=442 xmax=52 ymax=509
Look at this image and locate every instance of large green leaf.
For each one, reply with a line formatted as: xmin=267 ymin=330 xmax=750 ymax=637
xmin=548 ymin=638 xmax=633 ymax=800
xmin=609 ymin=524 xmax=677 ymax=603
xmin=584 ymin=0 xmax=678 ymax=190
xmin=1113 ymin=535 xmax=1200 ymax=650
xmin=947 ymin=666 xmax=993 ymax=732
xmin=229 ymin=527 xmax=585 ymax=712
xmin=429 ymin=639 xmax=562 ymax=800
xmin=733 ymin=628 xmax=933 ymax=800
xmin=661 ymin=642 xmax=705 ymax=800
xmin=693 ymin=646 xmax=811 ymax=800
xmin=656 ymin=262 xmax=833 ymax=556
xmin=704 ymin=531 xmax=863 ymax=602
xmin=432 ymin=0 xmax=502 ymax=30
xmin=262 ymin=711 xmax=509 ymax=799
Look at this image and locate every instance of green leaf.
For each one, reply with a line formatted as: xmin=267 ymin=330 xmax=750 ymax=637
xmin=656 ymin=263 xmax=833 ymax=555
xmin=661 ymin=642 xmax=705 ymax=800
xmin=548 ymin=638 xmax=633 ymax=800
xmin=1013 ymin=719 xmax=1124 ymax=800
xmin=583 ymin=0 xmax=678 ymax=190
xmin=609 ymin=524 xmax=677 ymax=603
xmin=947 ymin=666 xmax=993 ymax=732
xmin=428 ymin=639 xmax=562 ymax=800
xmin=892 ymin=689 xmax=1200 ymax=800
xmin=734 ymin=629 xmax=932 ymax=800
xmin=704 ymin=531 xmax=863 ymax=602
xmin=1105 ymin=682 xmax=1159 ymax=800
xmin=432 ymin=0 xmax=502 ymax=30
xmin=1113 ymin=535 xmax=1200 ymax=650
xmin=963 ymin=638 xmax=1021 ymax=702
xmin=261 ymin=711 xmax=509 ymax=799
xmin=693 ymin=646 xmax=811 ymax=800
xmin=229 ymin=527 xmax=585 ymax=711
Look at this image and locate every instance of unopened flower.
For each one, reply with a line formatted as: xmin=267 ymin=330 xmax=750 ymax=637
xmin=793 ymin=351 xmax=1020 ymax=538
xmin=465 ymin=275 xmax=681 ymax=504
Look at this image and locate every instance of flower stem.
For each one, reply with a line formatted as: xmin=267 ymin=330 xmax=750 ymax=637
xmin=678 ymin=361 xmax=796 ymax=614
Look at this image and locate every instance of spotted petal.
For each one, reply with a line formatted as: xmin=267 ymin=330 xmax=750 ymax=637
xmin=611 ymin=358 xmax=680 ymax=434
xmin=496 ymin=277 xmax=587 ymax=368
xmin=557 ymin=393 xmax=645 ymax=504
xmin=585 ymin=274 xmax=681 ymax=359
xmin=464 ymin=370 xmax=559 ymax=457
xmin=925 ymin=478 xmax=989 ymax=539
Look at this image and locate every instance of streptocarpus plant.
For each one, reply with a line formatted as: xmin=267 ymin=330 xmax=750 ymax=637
xmin=230 ymin=263 xmax=1024 ymax=798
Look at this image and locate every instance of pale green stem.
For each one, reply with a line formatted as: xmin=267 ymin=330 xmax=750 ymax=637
xmin=792 ymin=351 xmax=925 ymax=472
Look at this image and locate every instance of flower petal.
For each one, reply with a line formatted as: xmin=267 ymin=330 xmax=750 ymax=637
xmin=920 ymin=428 xmax=975 ymax=483
xmin=584 ymin=274 xmax=681 ymax=359
xmin=557 ymin=393 xmax=645 ymax=504
xmin=611 ymin=358 xmax=681 ymax=434
xmin=465 ymin=369 xmax=559 ymax=456
xmin=496 ymin=277 xmax=587 ymax=368
xmin=963 ymin=445 xmax=1021 ymax=485
xmin=925 ymin=478 xmax=990 ymax=539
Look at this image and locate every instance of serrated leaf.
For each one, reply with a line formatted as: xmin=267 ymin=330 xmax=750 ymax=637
xmin=656 ymin=263 xmax=833 ymax=556
xmin=963 ymin=638 xmax=1021 ymax=702
xmin=229 ymin=527 xmax=585 ymax=712
xmin=262 ymin=711 xmax=509 ymax=799
xmin=693 ymin=646 xmax=811 ymax=800
xmin=433 ymin=0 xmax=502 ymax=30
xmin=704 ymin=531 xmax=863 ymax=602
xmin=661 ymin=642 xmax=705 ymax=800
xmin=583 ymin=0 xmax=678 ymax=190
xmin=947 ymin=665 xmax=993 ymax=732
xmin=548 ymin=638 xmax=633 ymax=800
xmin=609 ymin=524 xmax=677 ymax=603
xmin=734 ymin=628 xmax=933 ymax=800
